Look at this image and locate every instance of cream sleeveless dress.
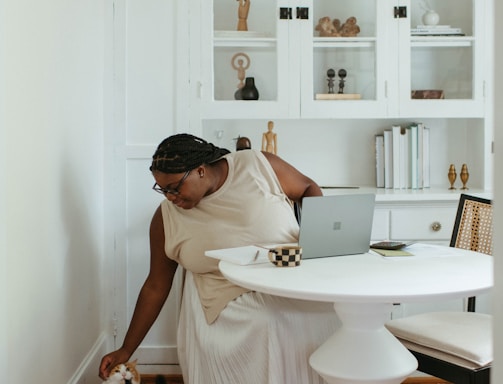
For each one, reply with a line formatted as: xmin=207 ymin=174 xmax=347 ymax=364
xmin=160 ymin=150 xmax=339 ymax=384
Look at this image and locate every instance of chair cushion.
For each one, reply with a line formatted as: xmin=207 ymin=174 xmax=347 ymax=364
xmin=386 ymin=312 xmax=492 ymax=368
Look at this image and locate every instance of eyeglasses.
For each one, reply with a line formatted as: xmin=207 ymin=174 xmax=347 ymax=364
xmin=152 ymin=170 xmax=191 ymax=195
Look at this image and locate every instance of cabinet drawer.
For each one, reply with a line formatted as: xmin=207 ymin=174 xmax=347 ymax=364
xmin=390 ymin=207 xmax=456 ymax=241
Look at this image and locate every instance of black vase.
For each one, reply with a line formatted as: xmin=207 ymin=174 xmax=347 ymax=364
xmin=240 ymin=77 xmax=259 ymax=100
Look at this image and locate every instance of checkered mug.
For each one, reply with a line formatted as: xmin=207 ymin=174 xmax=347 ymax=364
xmin=268 ymin=246 xmax=302 ymax=267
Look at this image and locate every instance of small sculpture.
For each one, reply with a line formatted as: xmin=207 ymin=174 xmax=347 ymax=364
xmin=420 ymin=0 xmax=440 ymax=26
xmin=236 ymin=0 xmax=250 ymax=31
xmin=327 ymin=68 xmax=336 ymax=93
xmin=448 ymin=164 xmax=457 ymax=190
xmin=262 ymin=121 xmax=277 ymax=154
xmin=231 ymin=52 xmax=250 ymax=89
xmin=235 ymin=136 xmax=252 ymax=151
xmin=460 ymin=163 xmax=469 ymax=190
xmin=315 ymin=16 xmax=360 ymax=37
xmin=232 ymin=52 xmax=251 ymax=99
xmin=315 ymin=16 xmax=340 ymax=37
xmin=340 ymin=17 xmax=360 ymax=37
xmin=338 ymin=69 xmax=347 ymax=94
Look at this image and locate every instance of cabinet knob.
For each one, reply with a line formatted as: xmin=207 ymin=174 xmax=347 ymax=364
xmin=431 ymin=221 xmax=442 ymax=232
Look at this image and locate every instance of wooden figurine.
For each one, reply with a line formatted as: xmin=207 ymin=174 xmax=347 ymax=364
xmin=237 ymin=0 xmax=250 ymax=31
xmin=262 ymin=121 xmax=277 ymax=154
xmin=231 ymin=52 xmax=250 ymax=90
xmin=232 ymin=52 xmax=251 ymax=99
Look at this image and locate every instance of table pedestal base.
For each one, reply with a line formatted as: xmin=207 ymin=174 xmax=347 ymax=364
xmin=309 ymin=302 xmax=417 ymax=384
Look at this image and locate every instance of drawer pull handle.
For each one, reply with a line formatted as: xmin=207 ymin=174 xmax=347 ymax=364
xmin=431 ymin=222 xmax=442 ymax=232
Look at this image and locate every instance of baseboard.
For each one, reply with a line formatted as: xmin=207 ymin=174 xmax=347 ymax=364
xmin=67 ymin=332 xmax=108 ymax=384
xmin=141 ymin=375 xmax=449 ymax=384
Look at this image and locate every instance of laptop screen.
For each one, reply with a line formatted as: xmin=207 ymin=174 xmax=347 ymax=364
xmin=298 ymin=194 xmax=375 ymax=259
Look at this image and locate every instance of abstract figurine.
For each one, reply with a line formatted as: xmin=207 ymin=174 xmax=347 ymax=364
xmin=338 ymin=69 xmax=347 ymax=94
xmin=231 ymin=52 xmax=251 ymax=100
xmin=327 ymin=68 xmax=336 ymax=94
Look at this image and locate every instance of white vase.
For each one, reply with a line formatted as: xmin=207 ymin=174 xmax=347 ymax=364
xmin=422 ymin=10 xmax=440 ymax=26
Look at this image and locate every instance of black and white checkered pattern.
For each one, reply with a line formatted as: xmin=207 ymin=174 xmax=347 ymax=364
xmin=268 ymin=247 xmax=302 ymax=267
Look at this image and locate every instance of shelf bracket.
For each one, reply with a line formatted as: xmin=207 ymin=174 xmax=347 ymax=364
xmin=279 ymin=7 xmax=292 ymax=20
xmin=394 ymin=6 xmax=407 ymax=18
xmin=296 ymin=7 xmax=309 ymax=20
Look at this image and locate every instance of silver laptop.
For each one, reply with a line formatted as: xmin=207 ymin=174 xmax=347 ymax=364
xmin=298 ymin=194 xmax=375 ymax=259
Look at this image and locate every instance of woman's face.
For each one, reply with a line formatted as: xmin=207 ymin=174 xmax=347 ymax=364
xmin=153 ymin=168 xmax=205 ymax=209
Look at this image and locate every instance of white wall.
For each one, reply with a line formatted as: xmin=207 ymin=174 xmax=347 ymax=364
xmin=492 ymin=1 xmax=503 ymax=382
xmin=107 ymin=0 xmax=182 ymax=373
xmin=1 ymin=1 xmax=107 ymax=382
xmin=0 ymin=0 xmax=8 ymax=377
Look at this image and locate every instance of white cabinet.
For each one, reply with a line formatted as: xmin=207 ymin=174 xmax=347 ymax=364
xmin=188 ymin=0 xmax=493 ymax=193
xmin=326 ymin=188 xmax=462 ymax=244
xmin=375 ymin=202 xmax=457 ymax=243
xmin=190 ymin=0 xmax=487 ymax=120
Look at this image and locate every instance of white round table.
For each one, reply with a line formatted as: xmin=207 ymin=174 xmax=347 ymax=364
xmin=218 ymin=243 xmax=493 ymax=384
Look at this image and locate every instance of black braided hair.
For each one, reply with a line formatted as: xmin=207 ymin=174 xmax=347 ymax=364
xmin=150 ymin=133 xmax=230 ymax=174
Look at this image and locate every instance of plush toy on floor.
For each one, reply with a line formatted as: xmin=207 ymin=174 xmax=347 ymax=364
xmin=103 ymin=360 xmax=141 ymax=384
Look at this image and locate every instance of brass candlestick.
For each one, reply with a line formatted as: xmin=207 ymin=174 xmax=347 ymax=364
xmin=460 ymin=163 xmax=469 ymax=190
xmin=448 ymin=164 xmax=457 ymax=190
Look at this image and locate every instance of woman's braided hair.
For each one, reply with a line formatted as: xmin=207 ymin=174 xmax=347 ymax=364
xmin=150 ymin=133 xmax=230 ymax=174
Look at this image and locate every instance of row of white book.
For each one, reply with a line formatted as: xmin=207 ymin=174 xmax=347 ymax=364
xmin=375 ymin=122 xmax=430 ymax=189
xmin=411 ymin=24 xmax=464 ymax=36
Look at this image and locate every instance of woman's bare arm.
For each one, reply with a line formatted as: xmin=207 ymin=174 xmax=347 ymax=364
xmin=99 ymin=206 xmax=178 ymax=379
xmin=261 ymin=151 xmax=322 ymax=203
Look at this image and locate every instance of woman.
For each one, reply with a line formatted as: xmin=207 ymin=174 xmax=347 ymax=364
xmin=99 ymin=134 xmax=339 ymax=383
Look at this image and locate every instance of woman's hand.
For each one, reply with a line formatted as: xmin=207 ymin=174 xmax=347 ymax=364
xmin=99 ymin=348 xmax=132 ymax=380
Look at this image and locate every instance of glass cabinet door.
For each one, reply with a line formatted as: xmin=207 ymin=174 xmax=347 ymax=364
xmin=195 ymin=0 xmax=292 ymax=119
xmin=397 ymin=0 xmax=484 ymax=117
xmin=190 ymin=0 xmax=485 ymax=122
xmin=299 ymin=0 xmax=389 ymax=118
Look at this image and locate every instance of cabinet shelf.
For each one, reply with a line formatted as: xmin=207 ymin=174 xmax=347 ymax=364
xmin=213 ymin=30 xmax=276 ymax=47
xmin=411 ymin=36 xmax=474 ymax=48
xmin=214 ymin=38 xmax=277 ymax=48
xmin=313 ymin=37 xmax=376 ymax=48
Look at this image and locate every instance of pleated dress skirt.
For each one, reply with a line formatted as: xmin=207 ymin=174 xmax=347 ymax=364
xmin=177 ymin=271 xmax=341 ymax=384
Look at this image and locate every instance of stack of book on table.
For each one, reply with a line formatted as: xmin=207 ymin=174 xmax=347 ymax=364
xmin=375 ymin=122 xmax=430 ymax=190
xmin=411 ymin=25 xmax=464 ymax=36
